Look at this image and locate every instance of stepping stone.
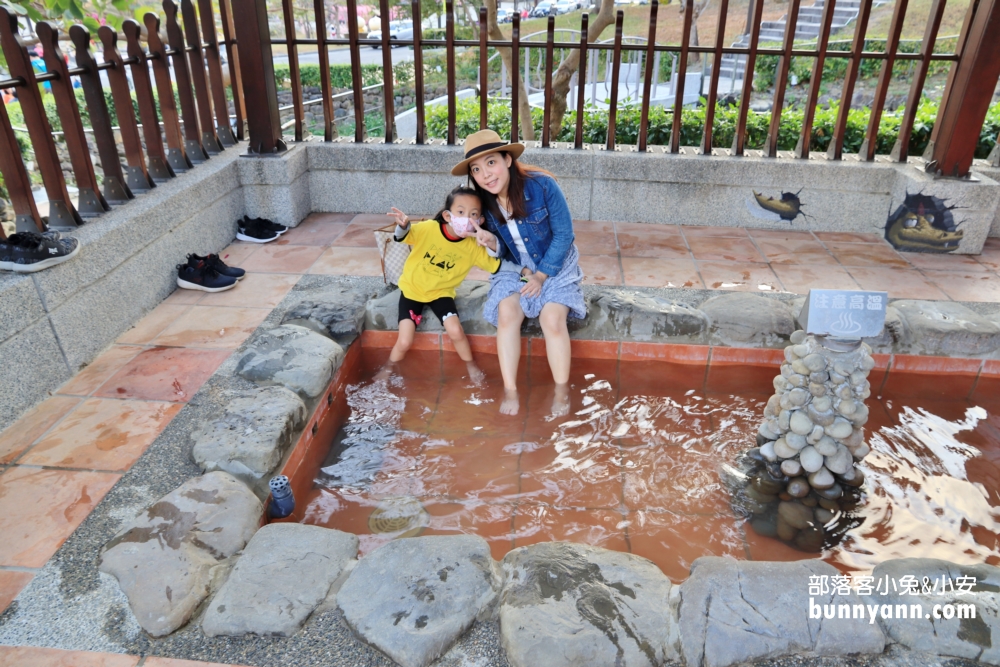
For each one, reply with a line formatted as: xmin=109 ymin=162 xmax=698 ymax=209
xmin=869 ymin=558 xmax=1000 ymax=663
xmin=235 ymin=324 xmax=345 ymax=399
xmin=892 ymin=300 xmax=1000 ymax=356
xmin=700 ymin=293 xmax=796 ymax=346
xmin=202 ymin=523 xmax=358 ymax=637
xmin=678 ymin=557 xmax=885 ymax=667
xmin=575 ymin=289 xmax=708 ymax=341
xmin=98 ymin=471 xmax=262 ymax=637
xmin=191 ymin=386 xmax=306 ymax=483
xmin=282 ymin=283 xmax=381 ymax=345
xmin=337 ymin=535 xmax=501 ymax=667
xmin=499 ymin=541 xmax=679 ymax=667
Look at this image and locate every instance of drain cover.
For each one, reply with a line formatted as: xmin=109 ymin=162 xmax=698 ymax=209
xmin=368 ymin=496 xmax=429 ymax=537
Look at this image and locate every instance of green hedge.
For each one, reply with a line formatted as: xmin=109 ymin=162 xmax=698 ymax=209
xmin=427 ymin=97 xmax=1000 ymax=157
xmin=273 ymin=63 xmax=384 ymax=89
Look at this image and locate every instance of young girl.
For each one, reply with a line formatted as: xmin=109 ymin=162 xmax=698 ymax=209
xmin=384 ymin=186 xmax=504 ymax=383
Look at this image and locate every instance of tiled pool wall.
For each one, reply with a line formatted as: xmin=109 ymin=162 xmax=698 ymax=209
xmin=272 ymin=330 xmax=1000 ymax=579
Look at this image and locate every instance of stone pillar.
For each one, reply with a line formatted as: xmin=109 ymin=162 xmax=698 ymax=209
xmin=735 ymin=329 xmax=876 ymax=552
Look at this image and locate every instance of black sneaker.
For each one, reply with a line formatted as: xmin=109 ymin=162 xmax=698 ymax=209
xmin=187 ymin=253 xmax=246 ymax=281
xmin=237 ymin=217 xmax=279 ymax=243
xmin=244 ymin=215 xmax=288 ymax=235
xmin=176 ymin=260 xmax=238 ymax=292
xmin=2 ymin=232 xmax=80 ymax=273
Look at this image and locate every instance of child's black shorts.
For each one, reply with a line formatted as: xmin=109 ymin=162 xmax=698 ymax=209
xmin=398 ymin=293 xmax=459 ymax=325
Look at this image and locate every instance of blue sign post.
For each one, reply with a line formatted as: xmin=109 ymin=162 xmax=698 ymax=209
xmin=799 ymin=289 xmax=888 ymax=339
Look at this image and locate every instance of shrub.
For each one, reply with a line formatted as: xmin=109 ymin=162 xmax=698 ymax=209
xmin=274 ymin=63 xmax=384 ymax=89
xmin=427 ymin=96 xmax=1000 ymax=158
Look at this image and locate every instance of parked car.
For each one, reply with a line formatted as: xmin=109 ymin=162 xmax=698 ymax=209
xmin=530 ymin=1 xmax=555 ymax=17
xmin=497 ymin=7 xmax=511 ymax=22
xmin=554 ymin=0 xmax=575 ymax=13
xmin=367 ymin=20 xmax=413 ymax=48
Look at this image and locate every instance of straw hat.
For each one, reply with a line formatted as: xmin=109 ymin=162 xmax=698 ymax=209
xmin=451 ymin=129 xmax=524 ymax=176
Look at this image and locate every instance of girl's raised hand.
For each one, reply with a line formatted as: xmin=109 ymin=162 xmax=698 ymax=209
xmin=470 ymin=219 xmax=497 ymax=251
xmin=389 ymin=207 xmax=409 ymax=228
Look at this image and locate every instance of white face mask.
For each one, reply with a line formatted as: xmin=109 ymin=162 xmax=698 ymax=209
xmin=449 ymin=215 xmax=475 ymax=237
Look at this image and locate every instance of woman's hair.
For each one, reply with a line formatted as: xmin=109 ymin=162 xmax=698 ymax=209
xmin=470 ymin=157 xmax=554 ymax=222
xmin=433 ymin=186 xmax=482 ymax=225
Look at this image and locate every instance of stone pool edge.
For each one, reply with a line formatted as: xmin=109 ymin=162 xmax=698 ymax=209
xmin=0 ymin=274 xmax=998 ymax=667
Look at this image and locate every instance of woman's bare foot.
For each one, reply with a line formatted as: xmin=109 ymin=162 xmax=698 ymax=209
xmin=551 ymin=383 xmax=570 ymax=417
xmin=499 ymin=388 xmax=520 ymax=415
xmin=466 ymin=361 xmax=486 ymax=386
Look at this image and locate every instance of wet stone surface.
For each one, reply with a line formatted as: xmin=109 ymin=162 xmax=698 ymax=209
xmin=868 ymin=558 xmax=1000 ymax=663
xmin=191 ymin=385 xmax=306 ymax=487
xmin=337 ymin=534 xmax=501 ymax=667
xmin=700 ymin=292 xmax=796 ymax=346
xmin=281 ymin=282 xmax=382 ymax=346
xmin=890 ymin=300 xmax=1000 ymax=356
xmin=573 ymin=289 xmax=708 ymax=341
xmin=202 ymin=523 xmax=358 ymax=638
xmin=499 ymin=541 xmax=679 ymax=667
xmin=236 ymin=324 xmax=346 ymax=399
xmin=678 ymin=557 xmax=885 ymax=667
xmin=97 ymin=471 xmax=263 ymax=637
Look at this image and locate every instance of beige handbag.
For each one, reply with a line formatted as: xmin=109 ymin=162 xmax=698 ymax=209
xmin=374 ymin=224 xmax=410 ymax=286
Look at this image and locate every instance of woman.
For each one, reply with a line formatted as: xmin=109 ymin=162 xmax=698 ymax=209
xmin=452 ymin=130 xmax=586 ymax=416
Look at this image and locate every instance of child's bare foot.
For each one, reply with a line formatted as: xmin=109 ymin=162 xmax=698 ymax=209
xmin=466 ymin=361 xmax=486 ymax=386
xmin=374 ymin=361 xmax=397 ymax=382
xmin=551 ymin=383 xmax=570 ymax=417
xmin=499 ymin=388 xmax=520 ymax=415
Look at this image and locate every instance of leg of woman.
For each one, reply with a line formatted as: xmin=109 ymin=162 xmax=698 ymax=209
xmin=443 ymin=315 xmax=485 ymax=384
xmin=497 ymin=293 xmax=525 ymax=415
xmin=539 ymin=302 xmax=571 ymax=416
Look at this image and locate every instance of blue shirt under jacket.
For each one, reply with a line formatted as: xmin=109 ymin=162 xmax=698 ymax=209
xmin=483 ymin=172 xmax=575 ymax=278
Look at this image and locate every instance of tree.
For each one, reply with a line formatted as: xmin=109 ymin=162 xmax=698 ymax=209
xmin=484 ymin=0 xmax=533 ymax=140
xmin=545 ymin=0 xmax=614 ymax=139
xmin=679 ymin=0 xmax=710 ymax=64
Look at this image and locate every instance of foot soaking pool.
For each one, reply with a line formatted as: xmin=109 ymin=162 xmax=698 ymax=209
xmin=280 ymin=338 xmax=1000 ymax=583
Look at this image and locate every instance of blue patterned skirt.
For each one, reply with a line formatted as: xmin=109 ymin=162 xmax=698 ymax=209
xmin=482 ymin=244 xmax=587 ymax=327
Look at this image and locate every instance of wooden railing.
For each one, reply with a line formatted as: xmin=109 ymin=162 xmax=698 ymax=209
xmin=0 ymin=0 xmax=244 ymax=236
xmin=253 ymin=0 xmax=999 ymax=171
xmin=1 ymin=0 xmax=998 ymax=240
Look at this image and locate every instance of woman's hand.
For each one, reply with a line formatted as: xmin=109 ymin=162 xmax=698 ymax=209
xmin=520 ymin=271 xmax=546 ymax=298
xmin=471 ymin=219 xmax=497 ymax=251
xmin=389 ymin=207 xmax=409 ymax=228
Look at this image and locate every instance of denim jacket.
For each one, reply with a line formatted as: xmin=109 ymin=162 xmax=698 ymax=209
xmin=483 ymin=173 xmax=575 ymax=277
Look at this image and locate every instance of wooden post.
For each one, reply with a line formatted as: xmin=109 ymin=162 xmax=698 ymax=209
xmin=230 ymin=0 xmax=287 ymax=153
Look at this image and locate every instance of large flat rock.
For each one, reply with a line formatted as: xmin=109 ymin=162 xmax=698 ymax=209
xmin=574 ymin=290 xmax=707 ymax=341
xmin=235 ymin=324 xmax=345 ymax=399
xmin=678 ymin=557 xmax=885 ymax=667
xmin=892 ymin=301 xmax=1000 ymax=356
xmin=869 ymin=558 xmax=1000 ymax=663
xmin=191 ymin=386 xmax=306 ymax=483
xmin=699 ymin=293 xmax=796 ymax=346
xmin=337 ymin=535 xmax=501 ymax=667
xmin=281 ymin=283 xmax=380 ymax=345
xmin=499 ymin=542 xmax=678 ymax=667
xmin=98 ymin=471 xmax=263 ymax=637
xmin=202 ymin=523 xmax=358 ymax=638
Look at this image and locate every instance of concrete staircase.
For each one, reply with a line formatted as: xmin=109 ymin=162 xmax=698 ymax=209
xmin=713 ymin=0 xmax=868 ymax=90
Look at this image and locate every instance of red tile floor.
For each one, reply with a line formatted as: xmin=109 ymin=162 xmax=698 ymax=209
xmin=1 ymin=212 xmax=998 ymax=662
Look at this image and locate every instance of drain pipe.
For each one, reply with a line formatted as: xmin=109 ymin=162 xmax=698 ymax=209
xmin=268 ymin=475 xmax=296 ymax=520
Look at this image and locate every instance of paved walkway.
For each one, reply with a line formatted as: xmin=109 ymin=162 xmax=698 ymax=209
xmin=1 ymin=213 xmax=998 ymax=663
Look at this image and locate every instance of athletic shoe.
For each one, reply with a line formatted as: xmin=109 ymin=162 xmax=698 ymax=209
xmin=2 ymin=232 xmax=80 ymax=273
xmin=187 ymin=253 xmax=246 ymax=280
xmin=237 ymin=217 xmax=279 ymax=243
xmin=176 ymin=260 xmax=238 ymax=292
xmin=243 ymin=215 xmax=288 ymax=236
